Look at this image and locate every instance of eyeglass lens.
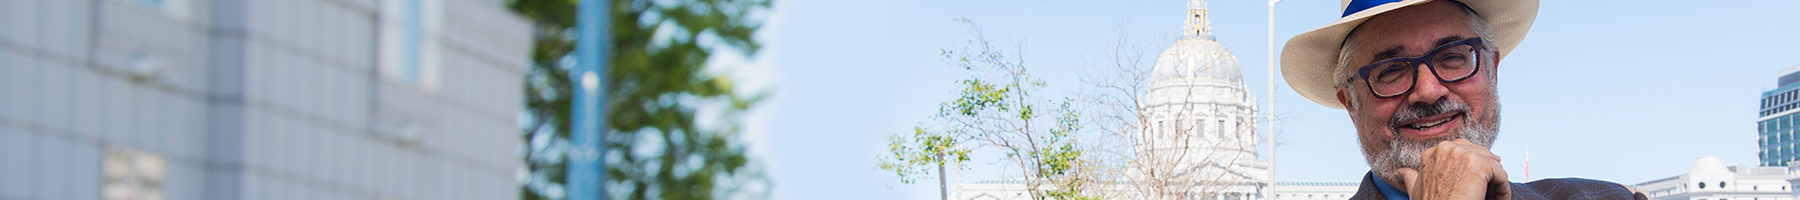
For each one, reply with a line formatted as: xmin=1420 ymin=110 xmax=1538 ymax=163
xmin=1367 ymin=44 xmax=1480 ymax=97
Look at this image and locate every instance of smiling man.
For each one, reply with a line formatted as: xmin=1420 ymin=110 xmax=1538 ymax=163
xmin=1281 ymin=0 xmax=1643 ymax=199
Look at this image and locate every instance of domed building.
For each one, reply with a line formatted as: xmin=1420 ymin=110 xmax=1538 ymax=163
xmin=955 ymin=1 xmax=1280 ymax=199
xmin=1631 ymin=156 xmax=1800 ymax=200
xmin=1135 ymin=0 xmax=1268 ymax=199
xmin=1141 ymin=0 xmax=1259 ymax=176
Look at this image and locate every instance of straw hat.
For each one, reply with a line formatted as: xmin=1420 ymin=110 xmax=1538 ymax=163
xmin=1280 ymin=0 xmax=1537 ymax=109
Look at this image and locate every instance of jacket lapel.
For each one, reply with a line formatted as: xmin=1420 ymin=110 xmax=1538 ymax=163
xmin=1348 ymin=172 xmax=1388 ymax=200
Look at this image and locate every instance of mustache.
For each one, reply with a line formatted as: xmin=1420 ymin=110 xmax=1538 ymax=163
xmin=1382 ymin=98 xmax=1486 ymax=170
xmin=1388 ymin=98 xmax=1472 ymax=129
xmin=1367 ymin=97 xmax=1500 ymax=182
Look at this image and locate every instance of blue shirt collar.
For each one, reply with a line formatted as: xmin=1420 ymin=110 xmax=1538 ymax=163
xmin=1370 ymin=171 xmax=1410 ymax=200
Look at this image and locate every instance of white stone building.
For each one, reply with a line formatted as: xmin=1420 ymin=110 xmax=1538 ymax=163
xmin=0 ymin=0 xmax=530 ymax=199
xmin=955 ymin=180 xmax=1356 ymax=200
xmin=1269 ymin=181 xmax=1357 ymax=200
xmin=1130 ymin=0 xmax=1267 ymax=198
xmin=1634 ymin=156 xmax=1800 ymax=200
xmin=954 ymin=0 xmax=1278 ymax=199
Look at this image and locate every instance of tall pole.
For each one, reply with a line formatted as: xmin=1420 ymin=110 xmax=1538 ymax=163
xmin=1266 ymin=0 xmax=1281 ymax=199
xmin=938 ymin=153 xmax=948 ymax=200
xmin=568 ymin=0 xmax=610 ymax=199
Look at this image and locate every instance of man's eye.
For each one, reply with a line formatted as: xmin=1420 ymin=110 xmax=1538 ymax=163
xmin=1439 ymin=53 xmax=1467 ymax=61
xmin=1374 ymin=64 xmax=1409 ymax=83
xmin=1434 ymin=53 xmax=1470 ymax=69
xmin=1439 ymin=55 xmax=1465 ymax=61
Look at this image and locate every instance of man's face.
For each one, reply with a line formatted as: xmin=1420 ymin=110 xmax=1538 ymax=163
xmin=1336 ymin=0 xmax=1502 ymax=181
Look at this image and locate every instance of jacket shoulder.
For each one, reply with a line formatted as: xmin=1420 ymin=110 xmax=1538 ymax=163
xmin=1514 ymin=178 xmax=1647 ymax=200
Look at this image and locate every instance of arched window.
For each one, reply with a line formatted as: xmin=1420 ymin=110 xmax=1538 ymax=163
xmin=1216 ymin=119 xmax=1225 ymax=133
xmin=1197 ymin=119 xmax=1206 ymax=132
xmin=1235 ymin=121 xmax=1243 ymax=139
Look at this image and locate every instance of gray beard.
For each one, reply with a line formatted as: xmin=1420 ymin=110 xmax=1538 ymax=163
xmin=1366 ymin=98 xmax=1499 ymax=182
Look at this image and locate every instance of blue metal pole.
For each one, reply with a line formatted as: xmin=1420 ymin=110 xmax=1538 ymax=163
xmin=569 ymin=0 xmax=608 ymax=199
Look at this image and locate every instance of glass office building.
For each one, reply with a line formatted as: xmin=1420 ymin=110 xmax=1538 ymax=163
xmin=1760 ymin=65 xmax=1800 ymax=166
xmin=0 ymin=0 xmax=529 ymax=199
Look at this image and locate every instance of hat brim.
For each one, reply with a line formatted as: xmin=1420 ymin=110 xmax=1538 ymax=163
xmin=1281 ymin=0 xmax=1537 ymax=110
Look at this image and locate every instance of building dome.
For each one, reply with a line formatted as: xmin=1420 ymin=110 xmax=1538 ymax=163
xmin=1691 ymin=156 xmax=1731 ymax=175
xmin=1152 ymin=39 xmax=1241 ymax=82
xmin=1688 ymin=156 xmax=1737 ymax=182
xmin=1151 ymin=0 xmax=1240 ymax=83
xmin=1135 ymin=0 xmax=1262 ymax=187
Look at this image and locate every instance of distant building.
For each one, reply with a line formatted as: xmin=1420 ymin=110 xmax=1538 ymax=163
xmin=1633 ymin=156 xmax=1799 ymax=200
xmin=1760 ymin=66 xmax=1800 ymax=166
xmin=954 ymin=180 xmax=1355 ymax=200
xmin=1268 ymin=181 xmax=1357 ymax=200
xmin=0 ymin=0 xmax=529 ymax=200
xmin=953 ymin=0 xmax=1280 ymax=199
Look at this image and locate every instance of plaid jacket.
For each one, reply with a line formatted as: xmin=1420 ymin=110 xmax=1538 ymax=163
xmin=1348 ymin=172 xmax=1647 ymax=200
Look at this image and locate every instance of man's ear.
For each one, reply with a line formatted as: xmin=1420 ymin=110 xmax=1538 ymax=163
xmin=1336 ymin=88 xmax=1352 ymax=110
xmin=1491 ymin=56 xmax=1501 ymax=77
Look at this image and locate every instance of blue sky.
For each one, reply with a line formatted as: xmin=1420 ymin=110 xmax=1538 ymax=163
xmin=732 ymin=0 xmax=1800 ymax=199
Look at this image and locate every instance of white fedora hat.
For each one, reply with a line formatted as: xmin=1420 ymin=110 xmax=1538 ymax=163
xmin=1280 ymin=0 xmax=1537 ymax=109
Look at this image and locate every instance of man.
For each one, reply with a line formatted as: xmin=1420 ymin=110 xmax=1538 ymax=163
xmin=1280 ymin=0 xmax=1644 ymax=199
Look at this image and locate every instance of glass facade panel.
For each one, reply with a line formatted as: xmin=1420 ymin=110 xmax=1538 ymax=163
xmin=1785 ymin=117 xmax=1792 ymax=129
xmin=378 ymin=0 xmax=441 ymax=90
xmin=1758 ymin=85 xmax=1800 ymax=166
xmin=1764 ymin=117 xmax=1798 ymax=166
xmin=1793 ymin=113 xmax=1800 ymax=125
xmin=103 ymin=148 xmax=165 ymax=200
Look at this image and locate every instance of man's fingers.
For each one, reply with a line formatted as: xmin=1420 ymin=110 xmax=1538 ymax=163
xmin=1446 ymin=138 xmax=1502 ymax=162
xmin=1421 ymin=145 xmax=1439 ymax=164
xmin=1396 ymin=167 xmax=1421 ymax=191
xmin=1487 ymin=159 xmax=1508 ymax=186
xmin=1488 ymin=159 xmax=1512 ymax=200
xmin=1460 ymin=139 xmax=1502 ymax=162
xmin=1410 ymin=138 xmax=1511 ymax=199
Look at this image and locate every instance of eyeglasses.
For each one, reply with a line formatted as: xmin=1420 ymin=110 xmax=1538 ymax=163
xmin=1355 ymin=37 xmax=1486 ymax=99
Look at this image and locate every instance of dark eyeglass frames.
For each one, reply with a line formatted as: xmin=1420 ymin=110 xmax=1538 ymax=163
xmin=1354 ymin=37 xmax=1486 ymax=99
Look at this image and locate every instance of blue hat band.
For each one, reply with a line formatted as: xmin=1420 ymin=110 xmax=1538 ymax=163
xmin=1343 ymin=0 xmax=1404 ymax=17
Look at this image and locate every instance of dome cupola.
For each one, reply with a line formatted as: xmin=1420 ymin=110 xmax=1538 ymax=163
xmin=1152 ymin=0 xmax=1240 ymax=83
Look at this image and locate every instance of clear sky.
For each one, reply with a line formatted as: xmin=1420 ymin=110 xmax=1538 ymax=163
xmin=731 ymin=0 xmax=1800 ymax=199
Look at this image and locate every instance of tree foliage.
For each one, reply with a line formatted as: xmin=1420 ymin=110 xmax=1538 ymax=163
xmin=880 ymin=18 xmax=1096 ymax=200
xmin=879 ymin=127 xmax=971 ymax=185
xmin=511 ymin=0 xmax=772 ymax=199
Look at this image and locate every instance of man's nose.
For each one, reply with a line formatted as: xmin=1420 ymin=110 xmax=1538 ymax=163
xmin=1406 ymin=63 xmax=1449 ymax=104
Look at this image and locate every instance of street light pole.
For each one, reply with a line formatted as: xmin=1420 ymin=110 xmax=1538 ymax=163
xmin=569 ymin=0 xmax=610 ymax=199
xmin=1266 ymin=0 xmax=1282 ymax=199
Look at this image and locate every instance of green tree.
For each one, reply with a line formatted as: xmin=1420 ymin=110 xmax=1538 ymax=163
xmin=880 ymin=19 xmax=1095 ymax=200
xmin=510 ymin=0 xmax=772 ymax=199
xmin=879 ymin=127 xmax=971 ymax=200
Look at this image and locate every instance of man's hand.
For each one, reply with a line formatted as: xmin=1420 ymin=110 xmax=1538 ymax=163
xmin=1394 ymin=139 xmax=1511 ymax=200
